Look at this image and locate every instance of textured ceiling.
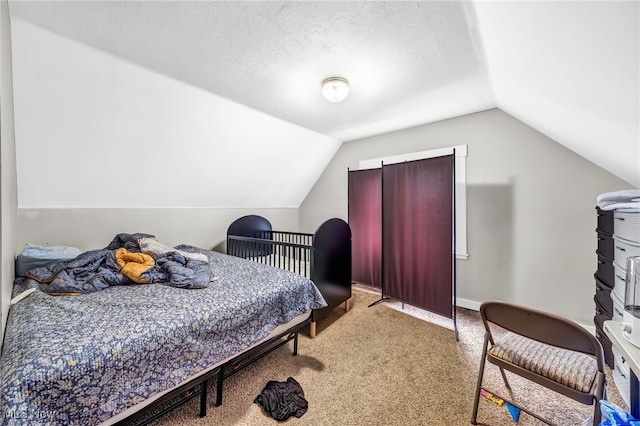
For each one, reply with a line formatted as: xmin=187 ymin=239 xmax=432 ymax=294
xmin=7 ymin=1 xmax=640 ymax=187
xmin=7 ymin=0 xmax=493 ymax=141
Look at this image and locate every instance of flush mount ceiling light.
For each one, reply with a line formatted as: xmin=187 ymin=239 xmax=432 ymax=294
xmin=321 ymin=77 xmax=349 ymax=103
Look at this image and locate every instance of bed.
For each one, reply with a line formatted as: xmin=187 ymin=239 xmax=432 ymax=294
xmin=226 ymin=215 xmax=352 ymax=337
xmin=0 ymin=237 xmax=327 ymax=425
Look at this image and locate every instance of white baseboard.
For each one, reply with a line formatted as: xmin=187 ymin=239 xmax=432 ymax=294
xmin=455 ymin=297 xmax=480 ymax=311
xmin=359 ymin=286 xmax=597 ymax=336
xmin=581 ymin=324 xmax=596 ymax=336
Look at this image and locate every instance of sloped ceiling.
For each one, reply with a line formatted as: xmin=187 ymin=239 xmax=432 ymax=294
xmin=8 ymin=1 xmax=640 ymax=189
xmin=475 ymin=1 xmax=639 ymax=188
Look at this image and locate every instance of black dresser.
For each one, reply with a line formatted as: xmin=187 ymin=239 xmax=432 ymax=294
xmin=594 ymin=206 xmax=615 ymax=368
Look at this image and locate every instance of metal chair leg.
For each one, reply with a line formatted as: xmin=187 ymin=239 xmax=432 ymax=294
xmin=471 ymin=332 xmax=490 ymax=425
xmin=498 ymin=366 xmax=512 ymax=391
xmin=592 ymin=372 xmax=605 ymax=426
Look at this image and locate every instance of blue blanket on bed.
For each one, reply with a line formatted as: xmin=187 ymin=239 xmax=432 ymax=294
xmin=25 ymin=234 xmax=212 ymax=294
xmin=0 ymin=246 xmax=326 ymax=425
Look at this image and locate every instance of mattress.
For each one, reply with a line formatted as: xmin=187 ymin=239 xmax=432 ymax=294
xmin=1 ymin=246 xmax=326 ymax=425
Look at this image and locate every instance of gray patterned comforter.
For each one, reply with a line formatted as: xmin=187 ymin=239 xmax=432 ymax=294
xmin=0 ymin=247 xmax=326 ymax=425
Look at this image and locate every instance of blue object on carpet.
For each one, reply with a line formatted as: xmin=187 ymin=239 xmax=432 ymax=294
xmin=506 ymin=402 xmax=521 ymax=423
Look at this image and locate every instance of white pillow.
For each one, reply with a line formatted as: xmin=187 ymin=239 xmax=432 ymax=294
xmin=139 ymin=238 xmax=208 ymax=263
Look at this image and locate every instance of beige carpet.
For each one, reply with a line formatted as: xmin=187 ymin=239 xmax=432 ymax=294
xmin=148 ymin=288 xmax=626 ymax=426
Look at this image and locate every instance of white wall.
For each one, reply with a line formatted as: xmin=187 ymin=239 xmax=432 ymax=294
xmin=1 ymin=0 xmax=18 ymax=341
xmin=17 ymin=207 xmax=298 ymax=253
xmin=11 ymin=18 xmax=340 ymax=209
xmin=299 ymin=109 xmax=635 ymax=327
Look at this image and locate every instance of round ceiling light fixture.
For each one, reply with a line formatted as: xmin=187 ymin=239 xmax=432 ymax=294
xmin=321 ymin=77 xmax=349 ymax=103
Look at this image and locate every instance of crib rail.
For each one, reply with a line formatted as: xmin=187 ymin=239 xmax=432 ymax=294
xmin=256 ymin=230 xmax=313 ymax=247
xmin=226 ymin=214 xmax=352 ymax=337
xmin=227 ymin=235 xmax=314 ymax=278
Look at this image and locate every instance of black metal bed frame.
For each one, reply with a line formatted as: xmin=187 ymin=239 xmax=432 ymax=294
xmin=214 ymin=317 xmax=310 ymax=406
xmin=115 ymin=317 xmax=310 ymax=426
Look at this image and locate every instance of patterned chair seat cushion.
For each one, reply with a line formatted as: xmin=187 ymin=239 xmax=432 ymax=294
xmin=488 ymin=332 xmax=597 ymax=393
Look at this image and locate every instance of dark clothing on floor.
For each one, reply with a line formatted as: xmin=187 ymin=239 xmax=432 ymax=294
xmin=254 ymin=377 xmax=308 ymax=421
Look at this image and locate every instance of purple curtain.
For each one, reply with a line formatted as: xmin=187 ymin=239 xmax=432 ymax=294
xmin=382 ymin=155 xmax=454 ymax=317
xmin=348 ymin=169 xmax=382 ymax=287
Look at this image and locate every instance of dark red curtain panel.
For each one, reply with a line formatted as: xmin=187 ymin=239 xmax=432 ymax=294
xmin=382 ymin=155 xmax=453 ymax=317
xmin=348 ymin=169 xmax=382 ymax=287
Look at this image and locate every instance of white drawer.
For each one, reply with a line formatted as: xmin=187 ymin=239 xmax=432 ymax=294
xmin=613 ymin=263 xmax=627 ymax=302
xmin=614 ymin=210 xmax=640 ymax=244
xmin=612 ymin=346 xmax=631 ymax=407
xmin=613 ymin=235 xmax=640 ymax=270
xmin=613 ymin=345 xmax=629 ymax=373
xmin=611 ymin=290 xmax=625 ymax=321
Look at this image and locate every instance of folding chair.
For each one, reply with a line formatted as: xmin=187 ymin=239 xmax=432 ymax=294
xmin=471 ymin=301 xmax=606 ymax=426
